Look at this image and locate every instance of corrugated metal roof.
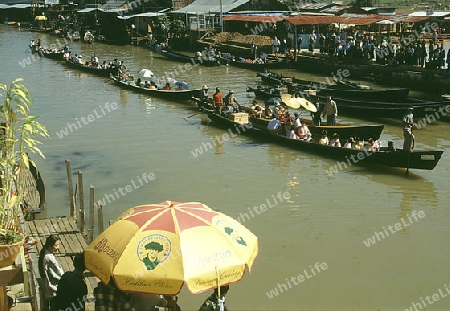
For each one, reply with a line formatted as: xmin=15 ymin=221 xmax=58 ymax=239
xmin=293 ymin=2 xmax=329 ymax=10
xmin=409 ymin=11 xmax=450 ymax=17
xmin=392 ymin=15 xmax=430 ymax=23
xmin=78 ymin=8 xmax=98 ymax=12
xmin=172 ymin=0 xmax=249 ymax=14
xmin=321 ymin=5 xmax=352 ymax=14
xmin=0 ymin=3 xmax=31 ymax=7
xmin=223 ymin=15 xmax=284 ymax=23
xmin=286 ymin=14 xmax=384 ymax=25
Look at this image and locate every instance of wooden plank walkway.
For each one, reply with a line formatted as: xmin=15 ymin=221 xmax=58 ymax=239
xmin=26 ymin=216 xmax=97 ymax=311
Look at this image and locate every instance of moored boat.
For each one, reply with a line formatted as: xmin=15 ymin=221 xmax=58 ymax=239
xmin=257 ymin=71 xmax=410 ymax=101
xmin=248 ymin=86 xmax=446 ymax=118
xmin=157 ymin=49 xmax=220 ymax=66
xmin=206 ymin=110 xmax=443 ymax=172
xmin=219 ymin=56 xmax=290 ymax=71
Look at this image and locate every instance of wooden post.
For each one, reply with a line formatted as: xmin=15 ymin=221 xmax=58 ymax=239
xmin=97 ymin=202 xmax=104 ymax=234
xmin=65 ymin=160 xmax=76 ymax=219
xmin=78 ymin=171 xmax=85 ymax=235
xmin=88 ymin=186 xmax=95 ymax=243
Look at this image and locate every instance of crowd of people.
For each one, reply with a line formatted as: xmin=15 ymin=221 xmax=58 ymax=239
xmin=35 ymin=235 xmax=229 ymax=311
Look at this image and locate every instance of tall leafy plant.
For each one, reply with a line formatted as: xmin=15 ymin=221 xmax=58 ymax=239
xmin=0 ymin=78 xmax=48 ymax=244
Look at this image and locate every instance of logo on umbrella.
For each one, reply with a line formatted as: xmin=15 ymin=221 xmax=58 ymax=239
xmin=217 ymin=220 xmax=247 ymax=246
xmin=137 ymin=234 xmax=171 ymax=270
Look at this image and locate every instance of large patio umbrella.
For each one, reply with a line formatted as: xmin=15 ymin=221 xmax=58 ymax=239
xmin=84 ymin=201 xmax=258 ymax=295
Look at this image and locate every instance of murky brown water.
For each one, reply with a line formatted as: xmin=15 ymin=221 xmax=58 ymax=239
xmin=1 ymin=25 xmax=450 ymax=310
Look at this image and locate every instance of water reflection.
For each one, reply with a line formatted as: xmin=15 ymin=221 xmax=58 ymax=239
xmin=360 ymin=165 xmax=437 ymax=229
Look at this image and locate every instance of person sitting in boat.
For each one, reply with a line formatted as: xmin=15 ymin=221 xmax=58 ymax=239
xmin=329 ymin=133 xmax=341 ymax=147
xmin=249 ymin=100 xmax=263 ymax=118
xmin=298 ymin=122 xmax=312 ymax=141
xmin=387 ymin=141 xmax=396 ymax=152
xmin=148 ymin=81 xmax=157 ymax=90
xmin=353 ymin=138 xmax=363 ymax=150
xmin=163 ymin=83 xmax=172 ymax=91
xmin=91 ymin=55 xmax=99 ymax=67
xmin=63 ymin=51 xmax=70 ymax=60
xmin=267 ymin=117 xmax=281 ymax=135
xmin=283 ymin=112 xmax=293 ymax=135
xmin=101 ymin=61 xmax=109 ymax=69
xmin=272 ymin=102 xmax=281 ymax=118
xmin=113 ymin=58 xmax=120 ymax=68
xmin=319 ymin=130 xmax=329 ymax=145
xmin=136 ymin=78 xmax=142 ymax=87
xmin=264 ymin=104 xmax=272 ymax=118
xmin=286 ymin=125 xmax=298 ymax=140
xmin=224 ymin=90 xmax=240 ymax=113
xmin=293 ymin=113 xmax=302 ymax=131
xmin=343 ymin=137 xmax=355 ymax=149
xmin=365 ymin=138 xmax=375 ymax=151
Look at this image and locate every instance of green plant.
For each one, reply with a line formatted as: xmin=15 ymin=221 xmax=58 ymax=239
xmin=0 ymin=78 xmax=48 ymax=244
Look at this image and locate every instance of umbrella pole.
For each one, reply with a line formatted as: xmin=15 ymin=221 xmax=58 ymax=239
xmin=216 ymin=266 xmax=221 ymax=298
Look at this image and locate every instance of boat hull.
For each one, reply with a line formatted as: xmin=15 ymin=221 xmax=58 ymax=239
xmin=207 ymin=111 xmax=443 ymax=171
xmin=111 ymin=75 xmax=200 ymax=101
xmin=64 ymin=60 xmax=116 ymax=77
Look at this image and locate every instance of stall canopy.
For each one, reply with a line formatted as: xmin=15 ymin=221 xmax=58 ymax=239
xmin=286 ymin=14 xmax=385 ymax=25
xmin=223 ymin=15 xmax=284 ymax=23
xmin=172 ymin=0 xmax=249 ymax=14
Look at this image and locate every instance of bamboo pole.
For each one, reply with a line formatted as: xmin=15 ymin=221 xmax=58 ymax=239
xmin=88 ymin=186 xmax=94 ymax=243
xmin=97 ymin=202 xmax=104 ymax=234
xmin=78 ymin=171 xmax=85 ymax=235
xmin=65 ymin=160 xmax=76 ymax=219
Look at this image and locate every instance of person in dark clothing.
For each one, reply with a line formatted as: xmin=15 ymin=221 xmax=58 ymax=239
xmin=55 ymin=252 xmax=88 ymax=311
xmin=198 ymin=285 xmax=229 ymax=311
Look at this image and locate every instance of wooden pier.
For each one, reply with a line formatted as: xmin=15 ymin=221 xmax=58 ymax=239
xmin=26 ymin=216 xmax=98 ymax=311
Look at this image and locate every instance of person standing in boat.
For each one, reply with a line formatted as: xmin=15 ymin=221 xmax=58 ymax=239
xmin=322 ymin=96 xmax=338 ymax=126
xmin=199 ymin=85 xmax=212 ymax=110
xmin=311 ymin=96 xmax=322 ymax=126
xmin=402 ymin=107 xmax=415 ymax=152
xmin=213 ymin=87 xmax=223 ymax=113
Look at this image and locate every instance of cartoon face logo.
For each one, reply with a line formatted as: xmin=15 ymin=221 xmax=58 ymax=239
xmin=216 ymin=220 xmax=247 ymax=247
xmin=137 ymin=234 xmax=171 ymax=271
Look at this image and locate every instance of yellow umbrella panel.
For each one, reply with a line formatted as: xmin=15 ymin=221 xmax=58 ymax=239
xmin=85 ymin=201 xmax=258 ymax=295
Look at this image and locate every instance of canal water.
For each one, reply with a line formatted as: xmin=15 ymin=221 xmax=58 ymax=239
xmin=1 ymin=25 xmax=450 ymax=310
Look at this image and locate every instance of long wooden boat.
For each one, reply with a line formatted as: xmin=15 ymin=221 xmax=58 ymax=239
xmin=248 ymin=86 xmax=446 ymax=118
xmin=157 ymin=49 xmax=220 ymax=67
xmin=258 ymin=71 xmax=365 ymax=90
xmin=257 ymin=72 xmax=410 ymax=101
xmin=41 ymin=49 xmax=65 ymax=60
xmin=207 ymin=110 xmax=443 ymax=171
xmin=63 ymin=60 xmax=117 ymax=77
xmin=241 ymin=111 xmax=384 ymax=140
xmin=219 ymin=57 xmax=290 ymax=71
xmin=318 ymin=95 xmax=446 ymax=118
xmin=110 ymin=74 xmax=200 ymax=101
